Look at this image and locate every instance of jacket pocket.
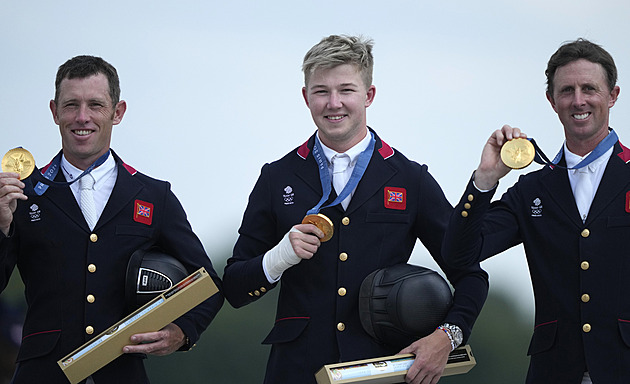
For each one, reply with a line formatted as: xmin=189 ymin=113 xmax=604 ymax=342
xmin=618 ymin=318 xmax=630 ymax=347
xmin=527 ymin=320 xmax=557 ymax=356
xmin=116 ymin=225 xmax=155 ymax=237
xmin=262 ymin=317 xmax=309 ymax=344
xmin=16 ymin=329 xmax=61 ymax=362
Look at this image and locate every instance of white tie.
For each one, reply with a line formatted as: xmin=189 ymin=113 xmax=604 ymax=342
xmin=79 ymin=175 xmax=98 ymax=230
xmin=332 ymin=154 xmax=351 ymax=210
xmin=573 ymin=167 xmax=593 ymax=223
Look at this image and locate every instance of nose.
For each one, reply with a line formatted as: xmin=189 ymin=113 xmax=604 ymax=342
xmin=75 ymin=103 xmax=91 ymax=123
xmin=327 ymin=91 xmax=343 ymax=109
xmin=573 ymin=90 xmax=587 ymax=108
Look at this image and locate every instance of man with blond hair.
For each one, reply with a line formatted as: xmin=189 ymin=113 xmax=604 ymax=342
xmin=224 ymin=35 xmax=488 ymax=384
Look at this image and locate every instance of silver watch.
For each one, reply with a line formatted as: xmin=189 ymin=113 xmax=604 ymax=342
xmin=440 ymin=323 xmax=463 ymax=349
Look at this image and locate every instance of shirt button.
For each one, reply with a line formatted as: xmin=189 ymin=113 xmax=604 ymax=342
xmin=338 ymin=287 xmax=347 ymax=297
xmin=90 ymin=233 xmax=98 ymax=242
xmin=581 ymin=261 xmax=590 ymax=270
xmin=87 ymin=294 xmax=95 ymax=303
xmin=581 ymin=229 xmax=590 ymax=238
xmin=581 ymin=294 xmax=590 ymax=303
xmin=86 ymin=326 xmax=94 ymax=335
xmin=339 ymin=253 xmax=348 ymax=261
xmin=342 ymin=217 xmax=350 ymax=226
xmin=88 ymin=264 xmax=97 ymax=273
xmin=582 ymin=323 xmax=591 ymax=333
xmin=337 ymin=322 xmax=346 ymax=331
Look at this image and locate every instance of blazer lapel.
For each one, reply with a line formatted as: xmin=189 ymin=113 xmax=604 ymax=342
xmin=587 ymin=142 xmax=630 ymax=223
xmin=43 ymin=172 xmax=87 ymax=230
xmin=97 ymin=156 xmax=144 ymax=228
xmin=540 ymin=163 xmax=583 ymax=227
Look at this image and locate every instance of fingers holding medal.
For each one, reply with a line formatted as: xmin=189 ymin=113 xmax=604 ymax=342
xmin=2 ymin=148 xmax=36 ymax=180
xmin=302 ymin=214 xmax=334 ymax=242
xmin=500 ymin=138 xmax=535 ymax=169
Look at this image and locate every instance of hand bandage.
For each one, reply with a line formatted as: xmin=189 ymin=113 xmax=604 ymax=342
xmin=263 ymin=227 xmax=302 ymax=282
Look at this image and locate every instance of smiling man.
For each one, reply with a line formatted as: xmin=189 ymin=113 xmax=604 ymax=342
xmin=443 ymin=39 xmax=628 ymax=383
xmin=0 ymin=55 xmax=223 ymax=383
xmin=223 ymin=35 xmax=488 ymax=384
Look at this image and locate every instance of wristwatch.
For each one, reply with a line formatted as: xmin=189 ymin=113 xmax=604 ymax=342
xmin=438 ymin=323 xmax=463 ymax=350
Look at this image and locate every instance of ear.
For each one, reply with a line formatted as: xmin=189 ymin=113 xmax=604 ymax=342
xmin=546 ymin=91 xmax=558 ymax=114
xmin=50 ymin=100 xmax=60 ymax=125
xmin=302 ymin=87 xmax=309 ymax=107
xmin=609 ymin=85 xmax=620 ymax=108
xmin=112 ymin=100 xmax=127 ymax=125
xmin=365 ymin=85 xmax=376 ymax=108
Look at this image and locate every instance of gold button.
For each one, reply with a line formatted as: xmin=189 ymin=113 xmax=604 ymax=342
xmin=87 ymin=294 xmax=95 ymax=303
xmin=338 ymin=287 xmax=347 ymax=296
xmin=260 ymin=287 xmax=267 ymax=293
xmin=467 ymin=194 xmax=474 ymax=202
xmin=581 ymin=261 xmax=590 ymax=270
xmin=581 ymin=229 xmax=590 ymax=238
xmin=581 ymin=294 xmax=590 ymax=303
xmin=461 ymin=211 xmax=468 ymax=218
xmin=86 ymin=326 xmax=94 ymax=335
xmin=248 ymin=292 xmax=254 ymax=296
xmin=582 ymin=323 xmax=591 ymax=333
xmin=254 ymin=290 xmax=260 ymax=296
xmin=339 ymin=253 xmax=348 ymax=261
xmin=342 ymin=217 xmax=350 ymax=226
xmin=90 ymin=233 xmax=98 ymax=242
xmin=337 ymin=322 xmax=345 ymax=331
xmin=464 ymin=203 xmax=471 ymax=209
xmin=88 ymin=264 xmax=96 ymax=273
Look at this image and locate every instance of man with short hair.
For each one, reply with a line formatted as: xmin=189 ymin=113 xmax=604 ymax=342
xmin=224 ymin=35 xmax=488 ymax=384
xmin=0 ymin=55 xmax=223 ymax=383
xmin=443 ymin=39 xmax=628 ymax=383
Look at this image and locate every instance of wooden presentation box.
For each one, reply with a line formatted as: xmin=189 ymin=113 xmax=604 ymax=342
xmin=316 ymin=344 xmax=475 ymax=384
xmin=58 ymin=268 xmax=218 ymax=384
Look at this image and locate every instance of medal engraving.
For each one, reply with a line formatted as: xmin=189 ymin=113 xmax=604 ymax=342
xmin=2 ymin=147 xmax=35 ymax=179
xmin=302 ymin=213 xmax=334 ymax=242
xmin=500 ymin=138 xmax=535 ymax=169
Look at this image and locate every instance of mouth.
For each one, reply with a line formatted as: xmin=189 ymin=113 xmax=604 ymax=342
xmin=73 ymin=129 xmax=94 ymax=136
xmin=572 ymin=112 xmax=591 ymax=120
xmin=325 ymin=115 xmax=347 ymax=122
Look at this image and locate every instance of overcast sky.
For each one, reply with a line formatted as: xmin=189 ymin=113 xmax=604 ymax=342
xmin=3 ymin=0 xmax=630 ymax=316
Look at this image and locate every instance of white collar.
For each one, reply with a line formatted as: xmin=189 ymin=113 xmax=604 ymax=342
xmin=318 ymin=128 xmax=371 ymax=166
xmin=61 ymin=150 xmax=116 ymax=187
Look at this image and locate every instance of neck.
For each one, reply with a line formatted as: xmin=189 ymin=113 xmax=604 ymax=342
xmin=565 ymin=128 xmax=609 ymax=157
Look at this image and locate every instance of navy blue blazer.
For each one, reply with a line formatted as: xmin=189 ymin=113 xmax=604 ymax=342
xmin=444 ymin=141 xmax=630 ymax=383
xmin=0 ymin=150 xmax=223 ymax=384
xmin=224 ymin=129 xmax=488 ymax=383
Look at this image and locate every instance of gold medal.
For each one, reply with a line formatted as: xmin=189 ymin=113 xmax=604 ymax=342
xmin=500 ymin=138 xmax=535 ymax=169
xmin=2 ymin=147 xmax=36 ymax=179
xmin=302 ymin=213 xmax=334 ymax=242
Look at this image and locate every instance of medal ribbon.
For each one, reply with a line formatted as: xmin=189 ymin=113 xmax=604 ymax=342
xmin=529 ymin=129 xmax=618 ymax=170
xmin=306 ymin=132 xmax=375 ymax=215
xmin=32 ymin=150 xmax=110 ymax=196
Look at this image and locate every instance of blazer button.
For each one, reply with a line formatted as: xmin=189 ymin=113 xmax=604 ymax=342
xmin=260 ymin=287 xmax=267 ymax=293
xmin=581 ymin=294 xmax=590 ymax=303
xmin=88 ymin=264 xmax=97 ymax=273
xmin=339 ymin=253 xmax=348 ymax=261
xmin=467 ymin=194 xmax=474 ymax=202
xmin=581 ymin=229 xmax=590 ymax=238
xmin=87 ymin=294 xmax=95 ymax=303
xmin=337 ymin=322 xmax=346 ymax=331
xmin=582 ymin=323 xmax=591 ymax=333
xmin=464 ymin=203 xmax=471 ymax=209
xmin=90 ymin=233 xmax=98 ymax=242
xmin=254 ymin=290 xmax=260 ymax=296
xmin=581 ymin=261 xmax=590 ymax=270
xmin=461 ymin=211 xmax=469 ymax=218
xmin=338 ymin=287 xmax=347 ymax=297
xmin=342 ymin=217 xmax=350 ymax=226
xmin=86 ymin=326 xmax=94 ymax=335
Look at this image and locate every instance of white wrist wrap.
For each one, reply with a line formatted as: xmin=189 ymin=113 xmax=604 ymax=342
xmin=263 ymin=228 xmax=302 ymax=282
